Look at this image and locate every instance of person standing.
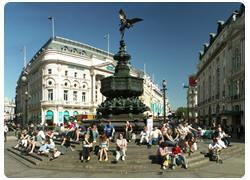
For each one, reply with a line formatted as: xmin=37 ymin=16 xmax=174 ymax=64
xmin=236 ymin=124 xmax=242 ymax=139
xmin=4 ymin=122 xmax=8 ymax=142
xmin=124 ymin=121 xmax=133 ymax=142
xmin=146 ymin=107 xmax=153 ymax=136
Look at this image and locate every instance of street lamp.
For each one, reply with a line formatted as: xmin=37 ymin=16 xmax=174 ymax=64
xmin=183 ymin=83 xmax=189 ymax=123
xmin=21 ymin=71 xmax=29 ymax=127
xmin=162 ymin=80 xmax=167 ymax=123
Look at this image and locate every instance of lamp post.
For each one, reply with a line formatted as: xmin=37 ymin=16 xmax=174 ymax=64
xmin=21 ymin=71 xmax=29 ymax=127
xmin=162 ymin=80 xmax=167 ymax=123
xmin=183 ymin=83 xmax=189 ymax=123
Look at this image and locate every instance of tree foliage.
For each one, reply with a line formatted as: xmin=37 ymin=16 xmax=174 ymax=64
xmin=176 ymin=107 xmax=187 ymax=120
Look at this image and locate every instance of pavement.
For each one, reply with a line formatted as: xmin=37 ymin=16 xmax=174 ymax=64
xmin=4 ymin=133 xmax=245 ymax=178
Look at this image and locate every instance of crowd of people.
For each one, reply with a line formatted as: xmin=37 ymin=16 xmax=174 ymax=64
xmin=11 ymin=119 xmax=130 ymax=163
xmin=5 ymin=108 xmax=241 ymax=170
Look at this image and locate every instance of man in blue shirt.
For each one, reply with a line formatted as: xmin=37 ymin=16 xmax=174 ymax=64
xmin=104 ymin=121 xmax=116 ymax=141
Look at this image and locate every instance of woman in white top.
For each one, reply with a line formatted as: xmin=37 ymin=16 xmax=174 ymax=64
xmin=140 ymin=126 xmax=150 ymax=145
xmin=146 ymin=107 xmax=153 ymax=136
xmin=115 ymin=133 xmax=128 ymax=161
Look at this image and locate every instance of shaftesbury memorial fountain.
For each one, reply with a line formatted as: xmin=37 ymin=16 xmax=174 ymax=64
xmin=97 ymin=9 xmax=147 ymax=130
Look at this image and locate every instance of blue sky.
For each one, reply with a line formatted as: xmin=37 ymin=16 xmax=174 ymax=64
xmin=4 ymin=2 xmax=242 ymax=110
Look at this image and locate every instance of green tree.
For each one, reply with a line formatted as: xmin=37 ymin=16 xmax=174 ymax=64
xmin=176 ymin=107 xmax=187 ymax=120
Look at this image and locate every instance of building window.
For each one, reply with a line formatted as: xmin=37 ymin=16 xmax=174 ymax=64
xmin=95 ymin=85 xmax=98 ymax=102
xmin=64 ymin=82 xmax=68 ymax=87
xmin=73 ymin=91 xmax=77 ymax=101
xmin=48 ymin=69 xmax=52 ymax=74
xmin=48 ymin=89 xmax=53 ymax=101
xmin=62 ymin=46 xmax=68 ymax=52
xmin=74 ymin=72 xmax=77 ymax=78
xmin=72 ymin=48 xmax=77 ymax=54
xmin=48 ymin=81 xmax=52 ymax=86
xmin=82 ymin=92 xmax=86 ymax=102
xmin=216 ymin=68 xmax=220 ymax=98
xmin=64 ymin=90 xmax=68 ymax=101
xmin=74 ymin=83 xmax=77 ymax=88
xmin=65 ymin=71 xmax=68 ymax=76
xmin=81 ymin=50 xmax=86 ymax=55
xmin=208 ymin=76 xmax=211 ymax=99
xmin=83 ymin=84 xmax=86 ymax=89
xmin=83 ymin=74 xmax=86 ymax=79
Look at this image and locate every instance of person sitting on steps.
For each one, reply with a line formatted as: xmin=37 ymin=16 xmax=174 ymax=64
xmin=171 ymin=143 xmax=188 ymax=169
xmin=99 ymin=134 xmax=109 ymax=162
xmin=115 ymin=133 xmax=128 ymax=162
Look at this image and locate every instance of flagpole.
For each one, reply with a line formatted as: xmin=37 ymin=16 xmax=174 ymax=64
xmin=108 ymin=33 xmax=109 ymax=58
xmin=48 ymin=16 xmax=55 ymax=39
xmin=52 ymin=18 xmax=55 ymax=39
xmin=144 ymin=64 xmax=146 ymax=75
xmin=23 ymin=45 xmax=26 ymax=68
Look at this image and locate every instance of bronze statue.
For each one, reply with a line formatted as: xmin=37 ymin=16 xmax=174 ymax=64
xmin=119 ymin=9 xmax=143 ymax=39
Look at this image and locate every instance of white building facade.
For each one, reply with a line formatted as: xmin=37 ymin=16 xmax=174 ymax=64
xmin=196 ymin=5 xmax=245 ymax=127
xmin=16 ymin=37 xmax=116 ymax=126
xmin=137 ymin=70 xmax=170 ymax=117
xmin=16 ymin=37 xmax=170 ymax=126
xmin=4 ymin=97 xmax=16 ymax=121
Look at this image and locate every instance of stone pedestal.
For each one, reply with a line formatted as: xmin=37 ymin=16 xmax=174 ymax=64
xmin=97 ymin=40 xmax=146 ymax=119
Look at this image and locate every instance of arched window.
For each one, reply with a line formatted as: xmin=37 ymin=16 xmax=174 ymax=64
xmin=46 ymin=110 xmax=54 ymax=120
xmin=73 ymin=111 xmax=78 ymax=116
xmin=64 ymin=110 xmax=69 ymax=121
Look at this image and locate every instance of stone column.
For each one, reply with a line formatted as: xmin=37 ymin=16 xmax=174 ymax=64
xmin=41 ymin=108 xmax=45 ymax=125
xmin=90 ymin=67 xmax=96 ymax=113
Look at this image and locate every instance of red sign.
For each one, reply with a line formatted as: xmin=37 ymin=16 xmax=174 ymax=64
xmin=189 ymin=76 xmax=197 ymax=86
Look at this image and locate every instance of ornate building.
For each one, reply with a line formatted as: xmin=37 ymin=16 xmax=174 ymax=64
xmin=186 ymin=75 xmax=198 ymax=122
xmin=4 ymin=97 xmax=16 ymax=121
xmin=16 ymin=36 xmax=116 ymax=125
xmin=196 ymin=4 xmax=245 ymax=127
xmin=16 ymin=36 xmax=170 ymax=125
xmin=136 ymin=70 xmax=170 ymax=117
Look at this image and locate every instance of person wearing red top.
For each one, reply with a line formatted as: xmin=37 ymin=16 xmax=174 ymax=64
xmin=171 ymin=143 xmax=188 ymax=169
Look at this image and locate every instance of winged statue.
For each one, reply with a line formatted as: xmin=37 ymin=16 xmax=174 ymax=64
xmin=119 ymin=9 xmax=143 ymax=39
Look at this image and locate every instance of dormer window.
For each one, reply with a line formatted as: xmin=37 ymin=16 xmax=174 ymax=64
xmin=62 ymin=46 xmax=68 ymax=52
xmin=81 ymin=50 xmax=86 ymax=55
xmin=72 ymin=48 xmax=77 ymax=54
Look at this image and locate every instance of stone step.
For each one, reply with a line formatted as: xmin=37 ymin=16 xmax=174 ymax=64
xmin=10 ymin=147 xmax=44 ymax=161
xmin=7 ymin=137 xmax=244 ymax=172
xmin=6 ymin=148 xmax=43 ymax=166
